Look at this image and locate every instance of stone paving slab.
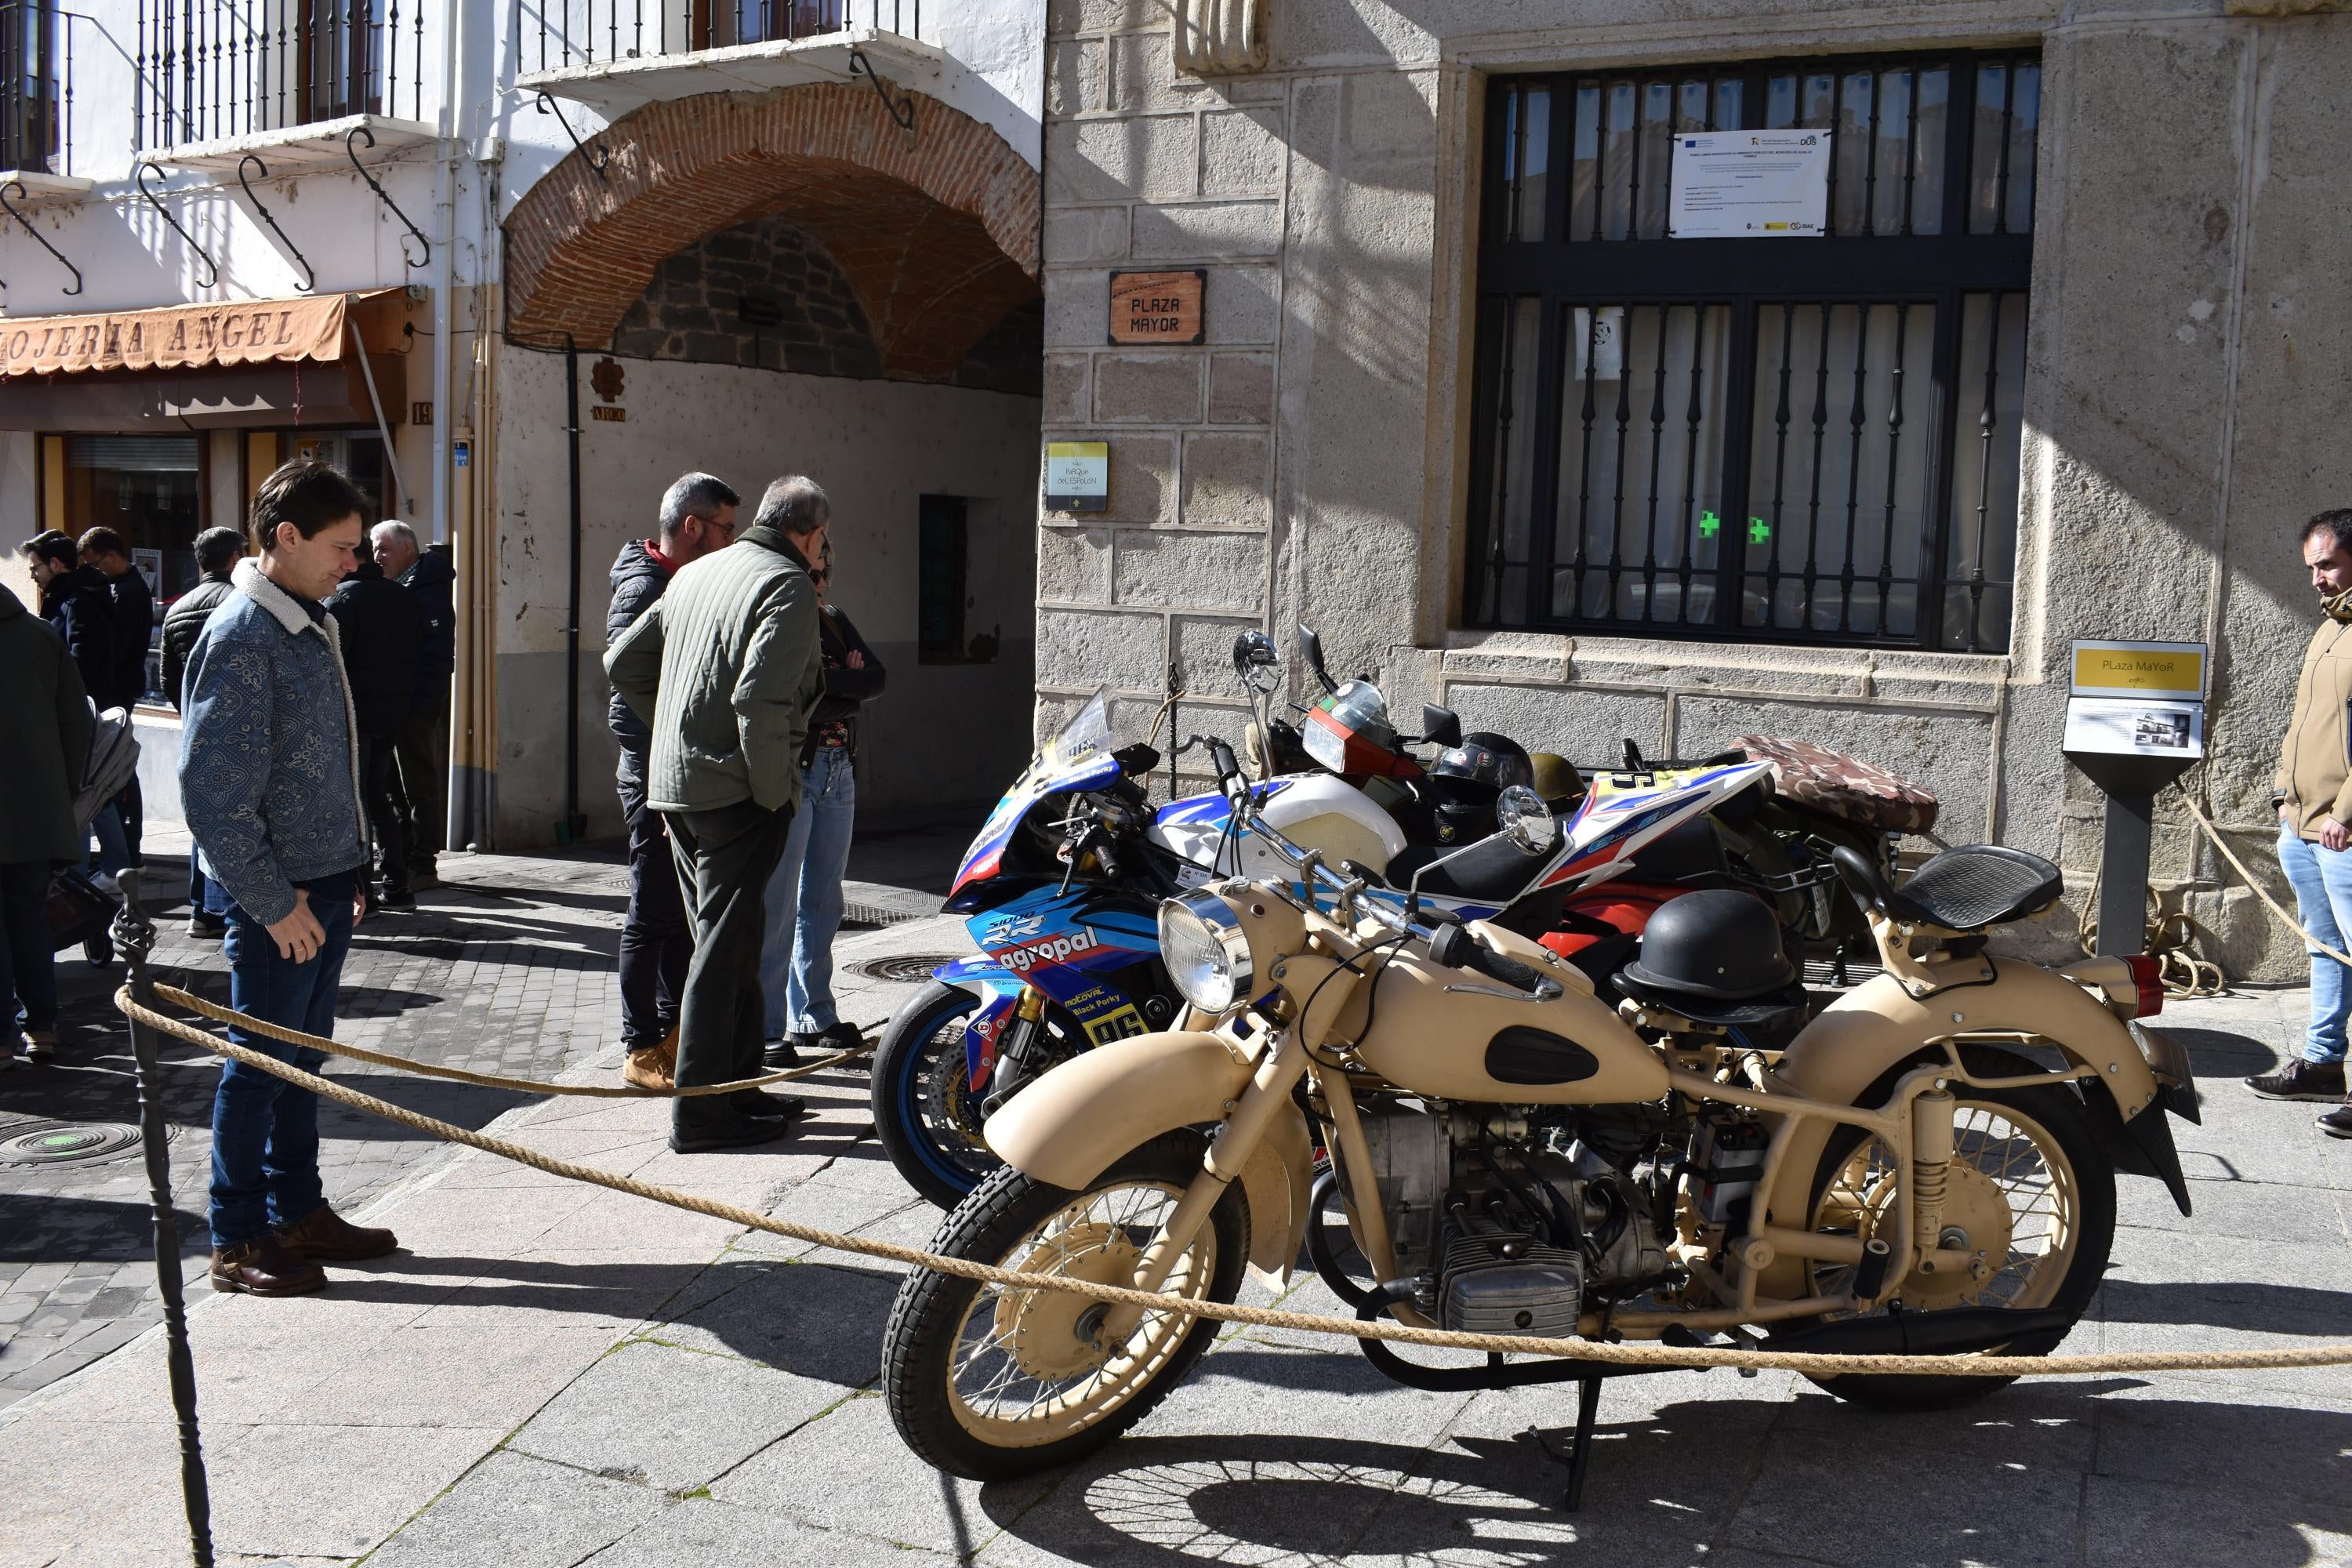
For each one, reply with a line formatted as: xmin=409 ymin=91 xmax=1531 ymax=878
xmin=8 ymin=901 xmax=2352 ymax=1565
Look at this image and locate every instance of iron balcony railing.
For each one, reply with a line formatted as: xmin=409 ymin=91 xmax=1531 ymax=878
xmin=0 ymin=2 xmax=73 ymax=174
xmin=517 ymin=0 xmax=924 ymax=75
xmin=135 ymin=0 xmax=426 ymax=151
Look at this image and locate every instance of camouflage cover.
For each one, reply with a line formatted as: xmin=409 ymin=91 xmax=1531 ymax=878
xmin=1735 ymin=733 xmax=1940 ymax=836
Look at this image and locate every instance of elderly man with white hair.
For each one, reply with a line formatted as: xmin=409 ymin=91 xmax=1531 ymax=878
xmin=370 ymin=520 xmax=456 ymax=887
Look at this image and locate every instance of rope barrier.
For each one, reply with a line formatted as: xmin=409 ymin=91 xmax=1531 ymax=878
xmin=2180 ymin=793 xmax=2352 ymax=968
xmin=114 ymin=985 xmax=2352 ymax=1381
xmin=151 ymin=982 xmax=871 ymax=1097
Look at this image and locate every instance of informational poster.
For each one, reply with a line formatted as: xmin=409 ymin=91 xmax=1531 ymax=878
xmin=1044 ymin=441 xmax=1109 ymax=514
xmin=2063 ymin=697 xmax=2205 ymax=759
xmin=1668 ymin=130 xmax=1832 ymax=238
xmin=132 ymin=547 xmax=162 ymax=595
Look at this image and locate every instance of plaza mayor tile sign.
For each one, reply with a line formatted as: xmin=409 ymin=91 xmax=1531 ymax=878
xmin=0 ymin=292 xmax=353 ymax=376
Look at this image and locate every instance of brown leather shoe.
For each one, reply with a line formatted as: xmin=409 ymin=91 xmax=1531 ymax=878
xmin=623 ymin=1026 xmax=678 ymax=1091
xmin=210 ymin=1234 xmax=328 ymax=1297
xmin=274 ymin=1203 xmax=399 ymax=1262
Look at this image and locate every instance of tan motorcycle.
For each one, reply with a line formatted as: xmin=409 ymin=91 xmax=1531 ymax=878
xmin=880 ymin=775 xmax=2198 ymax=1494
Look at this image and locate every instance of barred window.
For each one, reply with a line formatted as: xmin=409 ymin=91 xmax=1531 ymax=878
xmin=1465 ymin=51 xmax=2038 ymax=652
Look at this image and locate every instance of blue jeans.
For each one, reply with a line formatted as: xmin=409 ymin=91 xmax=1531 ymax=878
xmin=85 ymin=803 xmax=129 ymax=877
xmin=760 ymin=747 xmax=856 ymax=1037
xmin=206 ymin=869 xmax=358 ymax=1250
xmin=2279 ymin=825 xmax=2352 ymax=1064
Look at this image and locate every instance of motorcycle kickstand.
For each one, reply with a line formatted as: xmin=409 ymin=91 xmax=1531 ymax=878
xmin=1529 ymin=1372 xmax=1606 ymax=1511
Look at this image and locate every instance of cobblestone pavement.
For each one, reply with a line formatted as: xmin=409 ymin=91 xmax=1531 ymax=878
xmin=0 ymin=823 xmax=964 ymax=1410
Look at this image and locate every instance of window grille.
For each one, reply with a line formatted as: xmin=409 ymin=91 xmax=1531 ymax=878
xmin=1465 ymin=50 xmax=2038 ymax=652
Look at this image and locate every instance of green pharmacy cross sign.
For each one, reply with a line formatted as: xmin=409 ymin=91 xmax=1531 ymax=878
xmin=1696 ymin=511 xmax=1771 ymax=545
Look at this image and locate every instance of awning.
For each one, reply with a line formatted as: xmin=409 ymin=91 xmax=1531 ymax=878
xmin=0 ymin=291 xmax=390 ymax=378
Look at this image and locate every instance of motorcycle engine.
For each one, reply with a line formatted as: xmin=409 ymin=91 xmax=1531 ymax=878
xmin=1347 ymin=1108 xmax=1670 ymax=1338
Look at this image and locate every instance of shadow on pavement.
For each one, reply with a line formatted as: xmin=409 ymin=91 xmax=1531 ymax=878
xmin=2167 ymin=1025 xmax=2281 ymax=1077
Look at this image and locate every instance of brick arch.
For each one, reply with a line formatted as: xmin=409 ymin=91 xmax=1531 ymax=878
xmin=505 ymin=82 xmax=1040 ymax=379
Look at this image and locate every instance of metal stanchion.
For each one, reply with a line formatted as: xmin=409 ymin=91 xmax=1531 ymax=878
xmin=114 ymin=869 xmax=216 ymax=1567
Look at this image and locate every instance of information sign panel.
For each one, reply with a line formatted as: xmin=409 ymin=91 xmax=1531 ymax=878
xmin=1668 ymin=131 xmax=1831 ymax=238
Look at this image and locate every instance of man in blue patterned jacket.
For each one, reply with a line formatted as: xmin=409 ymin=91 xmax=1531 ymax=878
xmin=180 ymin=460 xmax=401 ymax=1297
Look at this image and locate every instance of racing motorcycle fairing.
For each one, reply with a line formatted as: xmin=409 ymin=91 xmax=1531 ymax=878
xmin=1531 ymin=759 xmax=1777 ymax=898
xmin=937 ymin=885 xmax=1170 ymax=1091
xmin=950 ymin=690 xmax=1126 ymax=902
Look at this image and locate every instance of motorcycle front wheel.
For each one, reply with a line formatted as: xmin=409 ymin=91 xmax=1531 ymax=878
xmin=869 ymin=982 xmax=995 ymax=1210
xmin=881 ymin=1130 xmax=1247 ymax=1482
xmin=1795 ymin=1044 xmax=2116 ymax=1411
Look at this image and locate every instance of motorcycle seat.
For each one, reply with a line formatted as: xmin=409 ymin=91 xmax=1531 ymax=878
xmin=1833 ymin=844 xmax=2063 ymax=931
xmin=1382 ymin=837 xmax=1542 ymax=903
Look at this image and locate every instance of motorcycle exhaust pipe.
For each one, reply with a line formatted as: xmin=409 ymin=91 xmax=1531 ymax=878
xmin=1765 ymin=1304 xmax=2077 ymax=1359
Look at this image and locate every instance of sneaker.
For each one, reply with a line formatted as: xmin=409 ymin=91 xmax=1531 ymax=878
xmin=622 ymin=1035 xmax=677 ymax=1091
xmin=209 ymin=1233 xmax=329 ymax=1297
xmin=24 ymin=1030 xmax=56 ymax=1064
xmin=186 ymin=911 xmax=226 ymax=938
xmin=88 ymin=870 xmax=121 ymax=901
xmin=812 ymin=1021 xmax=865 ymax=1054
xmin=2247 ymin=1059 xmax=2347 ymax=1102
xmin=377 ymin=883 xmax=416 ymax=909
xmin=2321 ymin=1105 xmax=2352 ymax=1141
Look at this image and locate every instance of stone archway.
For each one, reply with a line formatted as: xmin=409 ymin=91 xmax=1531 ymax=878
xmin=504 ymin=83 xmax=1040 ymax=379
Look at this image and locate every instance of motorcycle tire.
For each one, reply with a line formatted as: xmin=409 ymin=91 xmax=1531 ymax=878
xmin=881 ymin=1130 xmax=1247 ymax=1483
xmin=1793 ymin=1044 xmax=2116 ymax=1412
xmin=869 ymin=981 xmax=996 ymax=1210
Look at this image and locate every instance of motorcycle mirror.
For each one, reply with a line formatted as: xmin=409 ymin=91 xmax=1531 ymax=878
xmin=1112 ymin=742 xmax=1160 ymax=778
xmin=1232 ymin=630 xmax=1279 ymax=693
xmin=1419 ymin=704 xmax=1463 ymax=750
xmin=1297 ymin=624 xmax=1341 ymax=695
xmin=1496 ymin=784 xmax=1558 ymax=856
xmin=1621 ymin=738 xmax=1647 ymax=771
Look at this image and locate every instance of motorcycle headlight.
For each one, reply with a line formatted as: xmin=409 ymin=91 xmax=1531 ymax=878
xmin=1158 ymin=891 xmax=1254 ymax=1014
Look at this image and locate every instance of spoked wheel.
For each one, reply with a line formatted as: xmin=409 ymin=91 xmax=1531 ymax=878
xmin=882 ymin=1131 xmax=1247 ymax=1481
xmin=1797 ymin=1044 xmax=2114 ymax=1410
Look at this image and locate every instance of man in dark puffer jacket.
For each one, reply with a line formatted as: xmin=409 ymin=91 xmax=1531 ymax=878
xmin=328 ymin=557 xmax=422 ymax=907
xmin=606 ymin=471 xmax=739 ymax=1090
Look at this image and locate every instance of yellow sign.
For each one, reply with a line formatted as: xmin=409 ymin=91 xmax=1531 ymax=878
xmin=2071 ymin=640 xmax=2205 ymax=701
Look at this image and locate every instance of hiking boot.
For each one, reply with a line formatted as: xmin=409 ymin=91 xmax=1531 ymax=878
xmin=274 ymin=1203 xmax=400 ymax=1262
xmin=669 ymin=1112 xmax=793 ymax=1154
xmin=2246 ymin=1059 xmax=2346 ymax=1102
xmin=731 ymin=1089 xmax=808 ymax=1122
xmin=624 ymin=1030 xmax=678 ymax=1091
xmin=2321 ymin=1105 xmax=2352 ymax=1141
xmin=24 ymin=1030 xmax=56 ymax=1064
xmin=211 ymin=1234 xmax=329 ymax=1296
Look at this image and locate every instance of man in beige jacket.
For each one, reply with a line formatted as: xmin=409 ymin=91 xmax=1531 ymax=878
xmin=2251 ymin=510 xmax=2352 ymax=1130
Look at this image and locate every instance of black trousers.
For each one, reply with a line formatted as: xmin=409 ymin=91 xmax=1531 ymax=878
xmin=666 ymin=797 xmax=792 ymax=1131
xmin=616 ymin=779 xmax=691 ymax=1051
xmin=394 ymin=688 xmax=449 ymax=869
xmin=359 ymin=735 xmax=410 ymax=890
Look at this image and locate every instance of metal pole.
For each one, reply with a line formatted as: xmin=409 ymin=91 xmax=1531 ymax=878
xmin=114 ymin=869 xmax=216 ymax=1566
xmin=2095 ymin=793 xmax=2154 ymax=958
xmin=561 ymin=333 xmax=586 ymax=843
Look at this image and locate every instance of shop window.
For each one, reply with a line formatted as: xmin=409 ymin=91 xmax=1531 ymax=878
xmin=1465 ymin=50 xmax=2037 ymax=652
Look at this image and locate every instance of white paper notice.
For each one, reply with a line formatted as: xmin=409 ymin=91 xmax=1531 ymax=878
xmin=1668 ymin=130 xmax=1832 ymax=238
xmin=2061 ymin=697 xmax=2205 ymax=760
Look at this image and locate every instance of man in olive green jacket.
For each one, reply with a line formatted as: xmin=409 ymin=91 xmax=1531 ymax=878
xmin=2253 ymin=509 xmax=2352 ymax=1123
xmin=607 ymin=474 xmax=827 ymax=1152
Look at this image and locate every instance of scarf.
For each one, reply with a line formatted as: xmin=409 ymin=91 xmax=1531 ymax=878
xmin=2326 ymin=588 xmax=2352 ymax=625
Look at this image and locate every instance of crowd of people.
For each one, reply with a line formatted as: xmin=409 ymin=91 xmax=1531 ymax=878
xmin=0 ymin=456 xmax=883 ymax=1291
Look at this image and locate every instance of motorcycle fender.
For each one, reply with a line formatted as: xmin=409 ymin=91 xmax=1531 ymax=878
xmin=1759 ymin=964 xmax=2169 ymax=1237
xmin=983 ymin=1030 xmax=1313 ymax=1283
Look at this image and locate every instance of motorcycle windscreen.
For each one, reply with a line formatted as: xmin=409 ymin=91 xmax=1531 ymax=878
xmin=950 ymin=688 xmax=1125 ymax=895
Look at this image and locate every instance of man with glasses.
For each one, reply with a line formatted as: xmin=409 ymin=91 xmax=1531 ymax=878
xmin=606 ymin=472 xmax=739 ymax=1091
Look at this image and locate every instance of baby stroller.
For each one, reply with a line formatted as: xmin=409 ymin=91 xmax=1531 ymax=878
xmin=46 ymin=706 xmax=141 ymax=967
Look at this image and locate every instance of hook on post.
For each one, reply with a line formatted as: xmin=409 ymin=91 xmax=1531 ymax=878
xmin=135 ymin=163 xmax=219 ymax=291
xmin=235 ymin=155 xmax=315 ymax=292
xmin=534 ymin=93 xmax=612 ymax=182
xmin=345 ymin=124 xmax=431 ymax=270
xmin=0 ymin=182 xmax=80 ymax=296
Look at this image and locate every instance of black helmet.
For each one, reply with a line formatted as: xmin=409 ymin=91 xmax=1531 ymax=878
xmin=1427 ymin=731 xmax=1534 ymax=844
xmin=1615 ymin=890 xmax=1799 ymax=1024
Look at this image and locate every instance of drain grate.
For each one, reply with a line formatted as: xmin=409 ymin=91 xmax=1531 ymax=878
xmin=842 ymin=901 xmax=924 ymax=929
xmin=0 ymin=1121 xmax=147 ymax=1166
xmin=847 ymin=954 xmax=961 ymax=985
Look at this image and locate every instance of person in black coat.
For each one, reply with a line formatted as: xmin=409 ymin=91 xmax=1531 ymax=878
xmin=20 ymin=530 xmax=129 ymax=884
xmin=328 ymin=557 xmax=423 ymax=906
xmin=0 ymin=587 xmax=92 ymax=1066
xmin=371 ymin=521 xmax=456 ymax=885
xmin=79 ymin=527 xmax=154 ymax=866
xmin=163 ymin=525 xmax=248 ymax=936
